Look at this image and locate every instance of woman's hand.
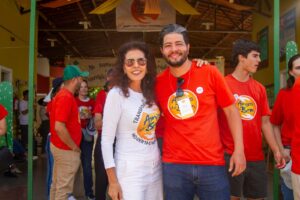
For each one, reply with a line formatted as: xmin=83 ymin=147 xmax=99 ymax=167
xmin=108 ymin=182 xmax=123 ymax=200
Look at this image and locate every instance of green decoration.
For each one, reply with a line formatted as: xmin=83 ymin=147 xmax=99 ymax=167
xmin=285 ymin=41 xmax=298 ymax=76
xmin=0 ymin=81 xmax=13 ymax=151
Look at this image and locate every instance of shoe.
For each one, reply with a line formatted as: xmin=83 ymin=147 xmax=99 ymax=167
xmin=32 ymin=156 xmax=38 ymax=160
xmin=11 ymin=167 xmax=22 ymax=174
xmin=3 ymin=170 xmax=18 ymax=178
xmin=87 ymin=195 xmax=95 ymax=200
xmin=67 ymin=194 xmax=77 ymax=200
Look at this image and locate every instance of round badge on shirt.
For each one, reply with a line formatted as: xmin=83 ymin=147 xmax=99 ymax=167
xmin=167 ymin=89 xmax=198 ymax=120
xmin=196 ymin=87 xmax=204 ymax=94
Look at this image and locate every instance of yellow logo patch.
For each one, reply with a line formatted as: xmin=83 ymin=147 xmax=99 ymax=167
xmin=235 ymin=95 xmax=257 ymax=120
xmin=136 ymin=110 xmax=160 ymax=141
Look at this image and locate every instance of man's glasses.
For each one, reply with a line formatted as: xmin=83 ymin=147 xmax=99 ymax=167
xmin=176 ymin=77 xmax=184 ymax=97
xmin=124 ymin=58 xmax=147 ymax=67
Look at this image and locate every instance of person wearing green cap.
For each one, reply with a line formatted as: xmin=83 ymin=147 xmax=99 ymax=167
xmin=49 ymin=65 xmax=89 ymax=200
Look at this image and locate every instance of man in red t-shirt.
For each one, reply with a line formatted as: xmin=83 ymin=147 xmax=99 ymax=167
xmin=0 ymin=104 xmax=8 ymax=136
xmin=49 ymin=65 xmax=89 ymax=200
xmin=291 ymin=77 xmax=300 ymax=199
xmin=218 ymin=39 xmax=285 ymax=200
xmin=155 ymin=24 xmax=245 ymax=200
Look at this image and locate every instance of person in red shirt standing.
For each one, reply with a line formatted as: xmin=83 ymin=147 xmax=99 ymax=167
xmin=290 ymin=60 xmax=300 ymax=200
xmin=93 ymin=69 xmax=113 ymax=200
xmin=0 ymin=104 xmax=8 ymax=136
xmin=218 ymin=39 xmax=285 ymax=200
xmin=76 ymin=80 xmax=95 ymax=200
xmin=155 ymin=24 xmax=245 ymax=200
xmin=271 ymin=54 xmax=300 ymax=199
xmin=49 ymin=65 xmax=89 ymax=200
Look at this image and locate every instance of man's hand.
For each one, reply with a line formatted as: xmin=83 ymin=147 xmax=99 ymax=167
xmin=72 ymin=146 xmax=81 ymax=153
xmin=193 ymin=58 xmax=209 ymax=67
xmin=229 ymin=151 xmax=246 ymax=177
xmin=274 ymin=150 xmax=286 ymax=169
xmin=281 ymin=148 xmax=291 ymax=163
xmin=108 ymin=182 xmax=123 ymax=200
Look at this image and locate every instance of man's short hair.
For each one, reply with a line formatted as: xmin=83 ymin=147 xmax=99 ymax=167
xmin=23 ymin=90 xmax=28 ymax=97
xmin=231 ymin=39 xmax=261 ymax=68
xmin=159 ymin=24 xmax=189 ymax=47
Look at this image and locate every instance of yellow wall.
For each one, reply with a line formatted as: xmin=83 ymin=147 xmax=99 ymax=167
xmin=0 ymin=0 xmax=37 ymax=95
xmin=252 ymin=0 xmax=300 ymax=85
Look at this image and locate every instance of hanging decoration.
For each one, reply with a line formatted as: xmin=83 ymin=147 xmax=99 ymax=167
xmin=88 ymin=87 xmax=101 ymax=99
xmin=90 ymin=0 xmax=199 ymax=15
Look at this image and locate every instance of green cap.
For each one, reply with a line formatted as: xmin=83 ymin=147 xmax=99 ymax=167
xmin=63 ymin=65 xmax=89 ymax=81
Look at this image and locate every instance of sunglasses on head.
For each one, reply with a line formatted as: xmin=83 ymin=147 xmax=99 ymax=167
xmin=176 ymin=77 xmax=184 ymax=97
xmin=124 ymin=58 xmax=147 ymax=67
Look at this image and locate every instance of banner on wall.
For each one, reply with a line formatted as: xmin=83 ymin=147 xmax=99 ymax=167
xmin=116 ymin=0 xmax=175 ymax=32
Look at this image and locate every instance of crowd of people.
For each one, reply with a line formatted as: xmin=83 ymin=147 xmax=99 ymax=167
xmin=0 ymin=23 xmax=300 ymax=200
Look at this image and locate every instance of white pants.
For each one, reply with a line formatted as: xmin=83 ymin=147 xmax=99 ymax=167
xmin=292 ymin=172 xmax=300 ymax=200
xmin=116 ymin=159 xmax=163 ymax=200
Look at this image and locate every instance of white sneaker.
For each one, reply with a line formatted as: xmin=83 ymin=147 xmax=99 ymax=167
xmin=87 ymin=196 xmax=96 ymax=200
xmin=67 ymin=194 xmax=77 ymax=200
xmin=11 ymin=167 xmax=22 ymax=174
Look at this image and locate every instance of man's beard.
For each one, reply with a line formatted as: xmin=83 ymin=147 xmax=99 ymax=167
xmin=164 ymin=51 xmax=189 ymax=68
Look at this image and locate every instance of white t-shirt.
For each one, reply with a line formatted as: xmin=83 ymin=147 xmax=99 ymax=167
xmin=19 ymin=99 xmax=28 ymax=125
xmin=101 ymin=87 xmax=161 ymax=169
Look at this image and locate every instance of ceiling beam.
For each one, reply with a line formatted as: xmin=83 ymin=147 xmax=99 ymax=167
xmin=38 ymin=11 xmax=83 ymax=58
xmin=92 ymin=0 xmax=116 ymax=57
xmin=39 ymin=28 xmax=251 ymax=34
xmin=185 ymin=1 xmax=201 ymax=28
xmin=202 ymin=14 xmax=252 ymax=58
xmin=219 ymin=7 xmax=242 ymax=30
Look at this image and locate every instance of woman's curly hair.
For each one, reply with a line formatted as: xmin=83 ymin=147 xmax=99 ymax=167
xmin=111 ymin=41 xmax=157 ymax=107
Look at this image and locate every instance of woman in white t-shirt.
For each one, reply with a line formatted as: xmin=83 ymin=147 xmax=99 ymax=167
xmin=101 ymin=41 xmax=162 ymax=200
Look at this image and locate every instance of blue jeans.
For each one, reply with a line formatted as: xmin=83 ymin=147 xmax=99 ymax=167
xmin=81 ymin=138 xmax=94 ymax=197
xmin=281 ymin=178 xmax=294 ymax=200
xmin=45 ymin=134 xmax=54 ymax=200
xmin=163 ymin=163 xmax=230 ymax=200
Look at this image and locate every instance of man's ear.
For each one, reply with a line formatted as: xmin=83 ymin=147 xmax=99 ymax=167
xmin=238 ymin=54 xmax=245 ymax=63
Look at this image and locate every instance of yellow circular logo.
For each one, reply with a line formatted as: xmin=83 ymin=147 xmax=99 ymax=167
xmin=167 ymin=90 xmax=198 ymax=119
xmin=235 ymin=95 xmax=257 ymax=120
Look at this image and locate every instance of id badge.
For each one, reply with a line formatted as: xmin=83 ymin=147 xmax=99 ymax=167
xmin=177 ymin=97 xmax=194 ymax=119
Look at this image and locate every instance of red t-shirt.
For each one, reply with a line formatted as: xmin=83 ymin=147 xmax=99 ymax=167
xmin=291 ymin=78 xmax=300 ymax=174
xmin=93 ymin=90 xmax=107 ymax=134
xmin=76 ymin=98 xmax=95 ymax=128
xmin=155 ymin=116 xmax=165 ymax=138
xmin=94 ymin=90 xmax=107 ymax=115
xmin=218 ymin=75 xmax=271 ymax=161
xmin=0 ymin=104 xmax=8 ymax=120
xmin=270 ymin=88 xmax=293 ymax=146
xmin=50 ymin=88 xmax=82 ymax=150
xmin=155 ymin=62 xmax=235 ymax=165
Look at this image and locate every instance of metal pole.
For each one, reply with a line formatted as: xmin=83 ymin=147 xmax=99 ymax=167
xmin=28 ymin=0 xmax=37 ymax=199
xmin=273 ymin=0 xmax=280 ymax=199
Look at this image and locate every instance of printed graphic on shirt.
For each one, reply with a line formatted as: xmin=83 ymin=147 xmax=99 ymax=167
xmin=79 ymin=106 xmax=93 ymax=119
xmin=132 ymin=103 xmax=160 ymax=145
xmin=167 ymin=90 xmax=198 ymax=119
xmin=234 ymin=94 xmax=257 ymax=120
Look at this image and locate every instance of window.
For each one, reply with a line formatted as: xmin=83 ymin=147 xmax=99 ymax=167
xmin=0 ymin=65 xmax=12 ymax=82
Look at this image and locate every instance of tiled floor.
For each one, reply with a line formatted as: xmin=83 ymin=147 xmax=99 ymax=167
xmin=0 ymin=155 xmax=277 ymax=200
